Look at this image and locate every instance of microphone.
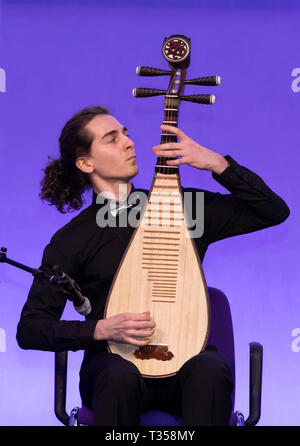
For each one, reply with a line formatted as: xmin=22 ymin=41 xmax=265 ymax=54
xmin=0 ymin=247 xmax=92 ymax=316
xmin=74 ymin=298 xmax=91 ymax=317
xmin=51 ymin=266 xmax=92 ymax=316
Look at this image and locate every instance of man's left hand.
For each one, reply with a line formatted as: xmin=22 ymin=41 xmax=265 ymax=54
xmin=152 ymin=125 xmax=229 ymax=175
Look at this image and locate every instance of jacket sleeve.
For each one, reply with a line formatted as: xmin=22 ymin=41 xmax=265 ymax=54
xmin=204 ymin=155 xmax=290 ymax=244
xmin=16 ymin=241 xmax=97 ymax=352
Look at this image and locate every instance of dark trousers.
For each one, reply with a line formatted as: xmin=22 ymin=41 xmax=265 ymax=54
xmin=79 ymin=348 xmax=234 ymax=426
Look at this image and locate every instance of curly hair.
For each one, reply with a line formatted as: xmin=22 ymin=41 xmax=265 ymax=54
xmin=39 ymin=105 xmax=109 ymax=213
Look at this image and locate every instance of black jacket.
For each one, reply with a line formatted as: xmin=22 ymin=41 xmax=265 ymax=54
xmin=16 ymin=155 xmax=290 ymax=357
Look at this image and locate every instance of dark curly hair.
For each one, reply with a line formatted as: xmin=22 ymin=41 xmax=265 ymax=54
xmin=39 ymin=105 xmax=110 ymax=213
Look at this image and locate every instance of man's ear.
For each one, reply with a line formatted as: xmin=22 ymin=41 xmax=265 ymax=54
xmin=75 ymin=157 xmax=94 ymax=174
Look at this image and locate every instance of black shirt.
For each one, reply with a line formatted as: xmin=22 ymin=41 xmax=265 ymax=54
xmin=16 ymin=155 xmax=290 ymax=356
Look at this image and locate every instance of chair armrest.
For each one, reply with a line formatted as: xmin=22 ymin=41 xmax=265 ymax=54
xmin=54 ymin=351 xmax=70 ymax=426
xmin=245 ymin=342 xmax=263 ymax=426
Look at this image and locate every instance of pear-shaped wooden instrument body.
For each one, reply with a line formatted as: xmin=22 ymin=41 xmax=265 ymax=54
xmin=104 ymin=171 xmax=210 ymax=378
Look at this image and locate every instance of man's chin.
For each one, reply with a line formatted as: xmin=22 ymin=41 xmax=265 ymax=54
xmin=127 ymin=166 xmax=139 ymax=180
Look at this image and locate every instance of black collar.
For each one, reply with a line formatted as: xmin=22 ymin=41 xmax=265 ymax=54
xmin=92 ymin=183 xmax=136 ymax=206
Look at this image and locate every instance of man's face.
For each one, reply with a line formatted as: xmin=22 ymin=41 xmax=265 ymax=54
xmin=84 ymin=114 xmax=138 ymax=186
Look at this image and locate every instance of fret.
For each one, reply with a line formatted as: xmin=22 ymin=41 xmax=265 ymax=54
xmin=143 ymin=255 xmax=179 ymax=259
xmin=155 ymin=165 xmax=178 ymax=169
xmin=143 ymin=238 xmax=180 ymax=241
xmin=153 ymin=280 xmax=177 ymax=283
xmin=142 ymin=265 xmax=177 ymax=270
xmin=151 ymin=300 xmax=176 ymax=303
xmin=143 ymin=247 xmax=180 ymax=252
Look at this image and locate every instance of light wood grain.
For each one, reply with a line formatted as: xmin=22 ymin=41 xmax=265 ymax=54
xmin=104 ymin=173 xmax=210 ymax=377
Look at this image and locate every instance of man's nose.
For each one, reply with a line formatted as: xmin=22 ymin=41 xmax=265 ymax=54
xmin=123 ymin=134 xmax=135 ymax=150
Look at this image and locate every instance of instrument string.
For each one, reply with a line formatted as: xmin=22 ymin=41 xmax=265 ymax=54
xmin=152 ymin=82 xmax=178 ymax=345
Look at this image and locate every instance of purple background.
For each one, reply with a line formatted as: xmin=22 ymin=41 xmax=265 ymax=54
xmin=0 ymin=0 xmax=299 ymax=426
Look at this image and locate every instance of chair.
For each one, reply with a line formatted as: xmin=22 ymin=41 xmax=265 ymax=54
xmin=54 ymin=287 xmax=263 ymax=426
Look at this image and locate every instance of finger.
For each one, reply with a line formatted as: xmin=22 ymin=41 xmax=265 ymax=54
xmin=123 ymin=336 xmax=151 ymax=347
xmin=155 ymin=152 xmax=182 ymax=159
xmin=123 ymin=312 xmax=152 ymax=321
xmin=166 ymin=158 xmax=183 ymax=166
xmin=160 ymin=124 xmax=186 ymax=140
xmin=126 ymin=320 xmax=156 ymax=329
xmin=127 ymin=328 xmax=155 ymax=337
xmin=152 ymin=142 xmax=181 ymax=151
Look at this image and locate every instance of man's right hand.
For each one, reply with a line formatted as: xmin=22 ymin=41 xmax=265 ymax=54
xmin=93 ymin=311 xmax=156 ymax=346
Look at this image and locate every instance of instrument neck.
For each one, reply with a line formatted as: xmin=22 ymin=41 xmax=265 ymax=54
xmin=155 ymin=94 xmax=180 ymax=176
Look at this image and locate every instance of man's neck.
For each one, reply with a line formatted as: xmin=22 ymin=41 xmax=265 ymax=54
xmin=93 ymin=181 xmax=133 ymax=202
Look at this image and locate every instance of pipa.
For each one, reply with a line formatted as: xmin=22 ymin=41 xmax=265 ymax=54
xmin=104 ymin=35 xmax=221 ymax=378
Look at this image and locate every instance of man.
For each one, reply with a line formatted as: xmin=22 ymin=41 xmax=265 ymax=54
xmin=17 ymin=106 xmax=290 ymax=426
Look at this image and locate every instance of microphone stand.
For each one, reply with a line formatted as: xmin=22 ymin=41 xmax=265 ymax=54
xmin=0 ymin=246 xmax=91 ymax=316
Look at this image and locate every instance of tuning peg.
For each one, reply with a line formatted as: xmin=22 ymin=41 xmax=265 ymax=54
xmin=136 ymin=66 xmax=172 ymax=77
xmin=184 ymin=76 xmax=221 ymax=86
xmin=182 ymin=94 xmax=216 ymax=104
xmin=133 ymin=89 xmax=216 ymax=104
xmin=133 ymin=88 xmax=167 ymax=98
